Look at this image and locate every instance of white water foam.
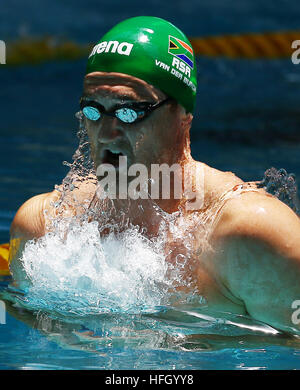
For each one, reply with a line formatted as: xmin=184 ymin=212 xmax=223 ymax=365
xmin=16 ymin=219 xmax=176 ymax=316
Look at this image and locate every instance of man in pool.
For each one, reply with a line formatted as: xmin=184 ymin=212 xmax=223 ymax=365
xmin=9 ymin=17 xmax=300 ymax=334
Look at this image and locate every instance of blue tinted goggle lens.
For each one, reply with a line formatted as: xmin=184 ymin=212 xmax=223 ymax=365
xmin=82 ymin=105 xmax=140 ymax=123
xmin=82 ymin=106 xmax=101 ymax=121
xmin=80 ymin=97 xmax=170 ymax=124
xmin=115 ymin=108 xmax=138 ymax=123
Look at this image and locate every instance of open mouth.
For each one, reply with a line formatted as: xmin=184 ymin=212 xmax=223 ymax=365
xmin=102 ymin=149 xmax=125 ymax=167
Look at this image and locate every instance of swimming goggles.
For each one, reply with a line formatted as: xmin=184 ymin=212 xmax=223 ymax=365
xmin=80 ymin=97 xmax=171 ymax=124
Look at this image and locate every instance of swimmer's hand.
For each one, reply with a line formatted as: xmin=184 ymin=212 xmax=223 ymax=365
xmin=211 ymin=191 xmax=300 ymax=335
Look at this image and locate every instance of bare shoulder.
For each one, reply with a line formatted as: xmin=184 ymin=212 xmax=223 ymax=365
xmin=10 ymin=190 xmax=61 ymax=240
xmin=207 ymin=189 xmax=300 ymax=333
xmin=10 ymin=178 xmax=97 ymax=240
xmin=200 ymin=163 xmax=244 ymax=204
xmin=212 ymin=190 xmax=300 ymax=259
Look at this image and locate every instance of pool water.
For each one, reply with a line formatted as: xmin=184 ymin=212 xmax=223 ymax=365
xmin=1 ymin=0 xmax=300 ymax=370
xmin=1 ymin=294 xmax=300 ymax=370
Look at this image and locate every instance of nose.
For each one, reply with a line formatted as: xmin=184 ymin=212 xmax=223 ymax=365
xmin=96 ymin=116 xmax=123 ymax=144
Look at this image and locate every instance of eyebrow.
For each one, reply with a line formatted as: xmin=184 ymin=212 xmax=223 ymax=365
xmin=81 ymin=98 xmax=155 ymax=111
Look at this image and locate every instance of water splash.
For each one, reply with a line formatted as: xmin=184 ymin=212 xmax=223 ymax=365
xmin=50 ymin=111 xmax=97 ymax=225
xmin=8 ymin=113 xmax=299 ymax=326
xmin=14 ymin=112 xmax=209 ymax=317
xmin=15 ymin=220 xmax=176 ymax=316
xmin=258 ymin=167 xmax=299 ymax=214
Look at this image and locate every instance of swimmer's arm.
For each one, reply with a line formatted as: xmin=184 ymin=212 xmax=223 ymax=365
xmin=10 ymin=191 xmax=60 ymax=240
xmin=9 ymin=179 xmax=96 ymax=267
xmin=10 ymin=179 xmax=97 ymax=247
xmin=212 ymin=193 xmax=300 ymax=334
xmin=9 ymin=191 xmax=61 ymax=273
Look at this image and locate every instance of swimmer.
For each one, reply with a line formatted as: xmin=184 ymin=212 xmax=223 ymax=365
xmin=9 ymin=17 xmax=300 ymax=334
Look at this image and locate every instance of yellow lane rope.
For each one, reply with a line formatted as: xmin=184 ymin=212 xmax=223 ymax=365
xmin=0 ymin=243 xmax=10 ymax=276
xmin=6 ymin=37 xmax=92 ymax=65
xmin=4 ymin=31 xmax=300 ymax=66
xmin=190 ymin=30 xmax=300 ymax=59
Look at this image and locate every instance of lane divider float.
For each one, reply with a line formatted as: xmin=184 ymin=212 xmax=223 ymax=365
xmin=3 ymin=31 xmax=299 ymax=66
xmin=0 ymin=243 xmax=10 ymax=276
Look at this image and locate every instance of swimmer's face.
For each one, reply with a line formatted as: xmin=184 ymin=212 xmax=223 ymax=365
xmin=82 ymin=72 xmax=192 ymax=180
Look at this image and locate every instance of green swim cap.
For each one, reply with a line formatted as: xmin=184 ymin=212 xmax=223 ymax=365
xmin=86 ymin=16 xmax=197 ymax=113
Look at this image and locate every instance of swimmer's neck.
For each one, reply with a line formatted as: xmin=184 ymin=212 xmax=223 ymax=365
xmin=96 ymin=155 xmax=198 ymax=217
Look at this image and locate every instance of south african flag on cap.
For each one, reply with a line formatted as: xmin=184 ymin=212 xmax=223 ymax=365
xmin=168 ymin=35 xmax=194 ymax=69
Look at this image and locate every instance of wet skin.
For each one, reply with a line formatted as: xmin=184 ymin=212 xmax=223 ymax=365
xmin=82 ymin=72 xmax=194 ymax=215
xmin=9 ymin=72 xmax=300 ymax=335
xmin=82 ymin=72 xmax=189 ymax=171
